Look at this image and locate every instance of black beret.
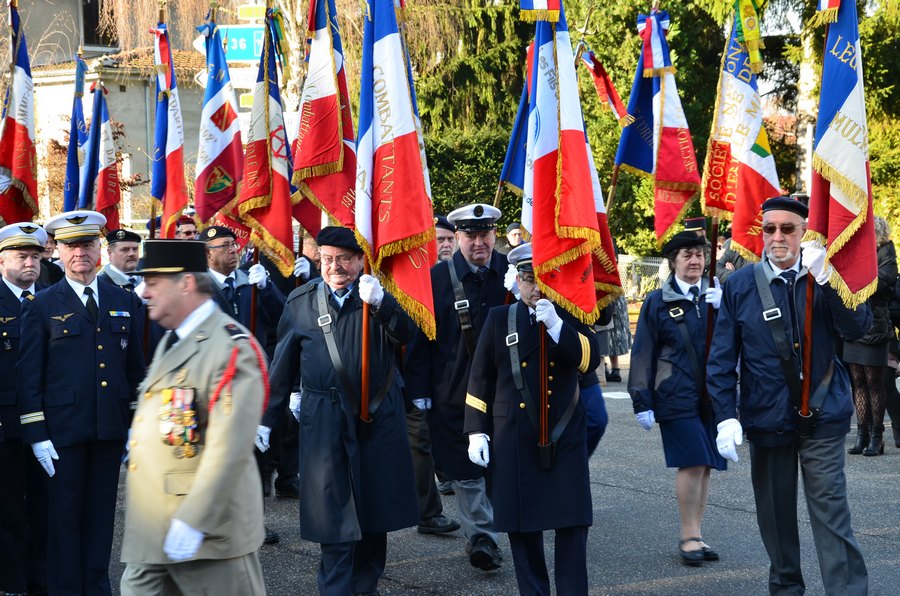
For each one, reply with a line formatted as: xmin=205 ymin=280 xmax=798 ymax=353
xmin=761 ymin=196 xmax=808 ymax=218
xmin=134 ymin=240 xmax=208 ymax=274
xmin=199 ymin=226 xmax=237 ymax=242
xmin=506 ymin=222 xmax=521 ymax=234
xmin=316 ymin=226 xmax=362 ymax=253
xmin=434 ymin=215 xmax=455 ymax=232
xmin=105 ymin=229 xmax=142 ymax=244
xmin=663 ymin=231 xmax=707 ymax=257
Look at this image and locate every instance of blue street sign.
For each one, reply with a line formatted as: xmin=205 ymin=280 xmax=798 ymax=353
xmin=220 ymin=25 xmax=264 ymax=63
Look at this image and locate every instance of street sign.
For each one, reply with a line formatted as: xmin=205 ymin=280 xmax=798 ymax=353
xmin=237 ymin=4 xmax=266 ymax=21
xmin=194 ymin=69 xmax=208 ymax=89
xmin=220 ymin=25 xmax=264 ymax=63
xmin=229 ymin=67 xmax=258 ymax=90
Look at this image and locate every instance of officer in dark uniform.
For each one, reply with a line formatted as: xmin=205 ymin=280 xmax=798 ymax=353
xmin=98 ymin=229 xmax=142 ymax=291
xmin=258 ymin=226 xmax=418 ymax=595
xmin=0 ymin=223 xmax=49 ymax=596
xmin=464 ymin=242 xmax=601 ymax=595
xmin=405 ymin=203 xmax=508 ymax=571
xmin=17 ymin=210 xmax=145 ymax=595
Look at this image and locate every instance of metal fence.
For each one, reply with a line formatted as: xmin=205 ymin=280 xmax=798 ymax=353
xmin=617 ymin=255 xmax=669 ymax=301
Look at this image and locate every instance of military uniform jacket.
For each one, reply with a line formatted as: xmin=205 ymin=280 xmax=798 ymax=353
xmin=464 ymin=303 xmax=601 ymax=533
xmin=211 ymin=268 xmax=286 ymax=358
xmin=265 ymin=280 xmax=418 ymax=544
xmin=628 ymin=276 xmax=713 ymax=421
xmin=120 ymin=307 xmax=265 ymax=564
xmin=404 ymin=250 xmax=509 ymax=480
xmin=98 ymin=266 xmax=139 ymax=290
xmin=707 ymin=259 xmax=872 ymax=443
xmin=17 ymin=279 xmax=145 ymax=447
xmin=0 ymin=282 xmax=42 ymax=441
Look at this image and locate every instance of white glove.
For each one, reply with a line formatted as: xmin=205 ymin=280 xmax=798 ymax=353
xmin=535 ymin=299 xmax=562 ymax=341
xmin=294 ymin=258 xmax=311 ymax=280
xmin=705 ymin=277 xmax=722 ymax=310
xmin=31 ymin=440 xmax=59 ymax=477
xmin=412 ymin=398 xmax=432 ymax=410
xmin=134 ymin=281 xmax=148 ymax=304
xmin=636 ymin=410 xmax=655 ymax=431
xmin=467 ymin=433 xmax=490 ymax=467
xmin=163 ymin=518 xmax=204 ymax=561
xmin=716 ymin=418 xmax=744 ymax=463
xmin=247 ymin=263 xmax=269 ymax=289
xmin=255 ymin=425 xmax=271 ymax=452
xmin=289 ymin=392 xmax=302 ymax=422
xmin=358 ymin=274 xmax=384 ymax=308
xmin=800 ymin=241 xmax=832 ymax=285
xmin=504 ymin=264 xmax=520 ymax=300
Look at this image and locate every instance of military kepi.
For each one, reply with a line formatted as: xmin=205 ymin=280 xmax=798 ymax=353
xmin=44 ymin=210 xmax=106 ymax=243
xmin=663 ymin=231 xmax=707 ymax=257
xmin=106 ymin=229 xmax=142 ymax=245
xmin=761 ymin=195 xmax=809 ymax=218
xmin=0 ymin=222 xmax=48 ymax=251
xmin=135 ymin=240 xmax=208 ymax=274
xmin=507 ymin=242 xmax=533 ymax=272
xmin=316 ymin=226 xmax=362 ymax=253
xmin=448 ymin=203 xmax=502 ymax=232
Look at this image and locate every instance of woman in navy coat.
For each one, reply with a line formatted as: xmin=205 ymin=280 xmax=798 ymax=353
xmin=628 ymin=232 xmax=727 ymax=566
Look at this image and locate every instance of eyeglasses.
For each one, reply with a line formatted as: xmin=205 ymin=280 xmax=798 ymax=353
xmin=321 ymin=254 xmax=355 ymax=266
xmin=762 ymin=223 xmax=799 ymax=236
xmin=208 ymin=241 xmax=240 ymax=251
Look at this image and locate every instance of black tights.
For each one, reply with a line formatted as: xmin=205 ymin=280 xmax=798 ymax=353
xmin=849 ymin=363 xmax=886 ymax=428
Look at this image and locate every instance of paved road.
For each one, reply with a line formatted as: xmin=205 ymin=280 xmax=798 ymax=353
xmin=108 ymin=375 xmax=900 ymax=595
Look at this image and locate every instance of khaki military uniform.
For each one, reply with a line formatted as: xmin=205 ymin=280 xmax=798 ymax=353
xmin=120 ymin=307 xmax=266 ymax=595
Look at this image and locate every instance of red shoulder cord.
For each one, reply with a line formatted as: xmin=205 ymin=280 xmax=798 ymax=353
xmin=207 ymin=339 xmax=271 ymax=415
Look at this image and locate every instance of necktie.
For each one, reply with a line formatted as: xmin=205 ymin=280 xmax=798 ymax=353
xmin=688 ymin=286 xmax=700 ymax=315
xmin=164 ymin=331 xmax=179 ymax=352
xmin=780 ymin=271 xmax=800 ymax=344
xmin=530 ymin=312 xmax=537 ymax=326
xmin=222 ymin=277 xmax=235 ymax=305
xmin=334 ymin=288 xmax=349 ymax=298
xmin=83 ymin=287 xmax=98 ymax=322
xmin=20 ymin=289 xmax=32 ymax=303
xmin=476 ymin=266 xmax=488 ymax=281
xmin=127 ymin=276 xmax=138 ymax=289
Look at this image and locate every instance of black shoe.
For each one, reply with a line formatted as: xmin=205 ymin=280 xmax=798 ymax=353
xmin=275 ymin=479 xmax=300 ymax=499
xmin=679 ymin=538 xmax=704 ymax=567
xmin=701 ymin=545 xmax=719 ymax=561
xmin=264 ymin=526 xmax=280 ymax=545
xmin=848 ymin=426 xmax=870 ymax=455
xmin=438 ymin=481 xmax=455 ymax=496
xmin=418 ymin=514 xmax=461 ymax=535
xmin=605 ymin=368 xmax=622 ymax=383
xmin=863 ymin=428 xmax=885 ymax=456
xmin=468 ymin=536 xmax=502 ymax=571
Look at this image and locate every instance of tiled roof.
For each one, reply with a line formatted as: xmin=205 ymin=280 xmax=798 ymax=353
xmin=32 ymin=47 xmax=206 ymax=79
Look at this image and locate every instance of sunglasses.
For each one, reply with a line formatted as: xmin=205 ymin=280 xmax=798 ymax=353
xmin=762 ymin=223 xmax=799 ymax=235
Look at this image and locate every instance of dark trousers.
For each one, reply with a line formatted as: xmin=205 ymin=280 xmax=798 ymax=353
xmin=319 ymin=532 xmax=386 ymax=596
xmin=508 ymin=526 xmax=588 ymax=596
xmin=406 ymin=407 xmax=442 ymax=521
xmin=48 ymin=440 xmax=122 ymax=596
xmin=749 ymin=436 xmax=868 ymax=596
xmin=0 ymin=439 xmax=48 ymax=593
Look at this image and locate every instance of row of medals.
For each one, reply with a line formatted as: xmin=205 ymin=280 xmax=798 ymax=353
xmin=159 ymin=387 xmax=201 ymax=459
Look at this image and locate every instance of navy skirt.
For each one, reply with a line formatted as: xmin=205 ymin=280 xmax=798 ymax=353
xmin=659 ymin=415 xmax=727 ymax=471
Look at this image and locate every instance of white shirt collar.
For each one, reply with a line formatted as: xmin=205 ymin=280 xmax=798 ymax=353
xmin=172 ymin=299 xmax=218 ymax=341
xmin=2 ymin=276 xmax=36 ymax=299
xmin=673 ymin=276 xmax=701 ymax=297
xmin=768 ymin=259 xmax=801 ymax=277
xmin=66 ymin=276 xmax=100 ymax=307
xmin=326 ymin=282 xmax=355 ymax=308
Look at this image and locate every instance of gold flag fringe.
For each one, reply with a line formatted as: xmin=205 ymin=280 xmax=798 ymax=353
xmin=618 ymin=113 xmax=636 ymax=128
xmin=741 ymin=38 xmax=765 ymax=53
xmin=241 ymin=212 xmax=296 ymax=278
xmin=380 ymin=274 xmax=436 ymax=340
xmin=520 ymin=10 xmax=560 ymax=23
xmin=3 ymin=177 xmax=38 ymax=217
xmin=809 ymin=8 xmax=839 ymax=29
xmin=535 ymin=278 xmax=601 ymax=325
xmin=643 ymin=66 xmax=676 ymax=78
xmin=367 ymin=228 xmax=435 ymax=271
xmin=292 ymin=159 xmax=344 ymax=184
xmin=656 ymin=196 xmax=697 ymax=248
xmin=812 ymin=154 xmax=868 ymax=208
xmin=731 ymin=240 xmax=761 ymax=263
xmin=827 ymin=268 xmax=877 ymax=310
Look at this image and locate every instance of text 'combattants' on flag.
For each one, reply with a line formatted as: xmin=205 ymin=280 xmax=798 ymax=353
xmin=806 ymin=0 xmax=877 ymax=308
xmin=356 ymin=0 xmax=436 ymax=339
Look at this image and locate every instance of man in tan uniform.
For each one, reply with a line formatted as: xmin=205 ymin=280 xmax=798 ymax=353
xmin=120 ymin=240 xmax=267 ymax=595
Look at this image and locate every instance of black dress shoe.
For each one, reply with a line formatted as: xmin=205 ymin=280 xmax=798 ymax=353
xmin=679 ymin=538 xmax=704 ymax=567
xmin=275 ymin=479 xmax=300 ymax=499
xmin=605 ymin=368 xmax=622 ymax=383
xmin=417 ymin=514 xmax=461 ymax=535
xmin=702 ymin=545 xmax=719 ymax=561
xmin=468 ymin=536 xmax=502 ymax=571
xmin=264 ymin=526 xmax=280 ymax=545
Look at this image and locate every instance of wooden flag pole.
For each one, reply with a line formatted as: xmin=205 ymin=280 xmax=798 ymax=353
xmin=605 ymin=164 xmax=621 ymax=213
xmin=360 ymin=261 xmax=372 ymax=423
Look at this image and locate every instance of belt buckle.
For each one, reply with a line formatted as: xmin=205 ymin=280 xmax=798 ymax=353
xmin=454 ymin=299 xmax=470 ymax=311
xmin=317 ymin=314 xmax=333 ymax=327
xmin=668 ymin=307 xmax=684 ymax=318
xmin=505 ymin=332 xmax=519 ymax=346
xmin=762 ymin=308 xmax=781 ymax=321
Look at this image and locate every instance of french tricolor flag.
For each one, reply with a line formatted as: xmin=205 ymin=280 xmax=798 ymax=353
xmin=237 ymin=8 xmax=295 ymax=278
xmin=194 ymin=18 xmax=242 ymax=224
xmin=518 ymin=7 xmax=622 ymax=320
xmin=292 ymin=0 xmax=356 ymax=231
xmin=151 ymin=21 xmax=188 ymax=238
xmin=519 ymin=0 xmax=560 ymax=22
xmin=580 ymin=51 xmax=633 ymax=128
xmin=63 ymin=52 xmax=89 ymax=212
xmin=0 ymin=0 xmax=36 ymax=223
xmin=78 ymin=82 xmax=120 ymax=230
xmin=356 ymin=0 xmax=436 ymax=339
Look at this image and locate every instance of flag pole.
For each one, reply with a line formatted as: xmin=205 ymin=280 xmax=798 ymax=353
xmin=702 ymin=216 xmax=719 ymax=418
xmin=571 ymin=3 xmax=598 ymax=67
xmin=361 ymin=260 xmax=371 ymax=423
xmin=605 ymin=164 xmax=620 ymax=213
